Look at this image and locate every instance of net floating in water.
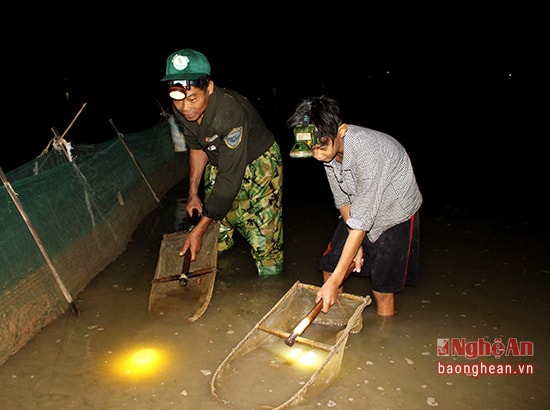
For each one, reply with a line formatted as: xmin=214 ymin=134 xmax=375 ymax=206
xmin=210 ymin=281 xmax=372 ymax=409
xmin=148 ymin=221 xmax=219 ymax=322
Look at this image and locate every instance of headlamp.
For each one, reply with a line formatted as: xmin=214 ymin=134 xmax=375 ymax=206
xmin=168 ymin=80 xmax=192 ymax=100
xmin=289 ymin=105 xmax=319 ymax=158
xmin=290 ymin=123 xmax=319 ymax=158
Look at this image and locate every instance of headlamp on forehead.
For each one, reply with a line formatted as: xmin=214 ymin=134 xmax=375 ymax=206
xmin=168 ymin=80 xmax=193 ymax=100
xmin=290 ymin=104 xmax=319 ymax=158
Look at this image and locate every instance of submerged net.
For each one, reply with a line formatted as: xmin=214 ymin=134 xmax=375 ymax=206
xmin=148 ymin=221 xmax=219 ymax=321
xmin=211 ymin=281 xmax=371 ymax=409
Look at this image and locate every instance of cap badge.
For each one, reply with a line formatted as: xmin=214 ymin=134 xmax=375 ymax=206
xmin=172 ymin=54 xmax=190 ymax=70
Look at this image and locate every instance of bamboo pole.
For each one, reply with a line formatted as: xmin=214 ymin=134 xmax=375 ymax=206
xmin=0 ymin=166 xmax=79 ymax=316
xmin=285 ymin=299 xmax=324 ymax=346
xmin=157 ymin=100 xmax=169 ymax=117
xmin=109 ymin=119 xmax=162 ymax=208
xmin=57 ymin=102 xmax=87 ymax=141
xmin=257 ymin=325 xmax=332 ymax=352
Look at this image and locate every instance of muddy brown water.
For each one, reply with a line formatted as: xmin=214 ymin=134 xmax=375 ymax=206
xmin=1 ymin=172 xmax=549 ymax=409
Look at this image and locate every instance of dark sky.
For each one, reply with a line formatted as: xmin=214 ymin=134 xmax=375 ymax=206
xmin=3 ymin=7 xmax=546 ymax=219
xmin=9 ymin=16 xmax=537 ymax=137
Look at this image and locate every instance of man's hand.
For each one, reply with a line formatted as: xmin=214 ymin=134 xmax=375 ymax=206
xmin=352 ymin=247 xmax=364 ymax=273
xmin=316 ymin=276 xmax=341 ymax=313
xmin=185 ymin=195 xmax=203 ymax=218
xmin=179 ymin=214 xmax=212 ymax=261
xmin=180 ymin=228 xmax=203 ymax=261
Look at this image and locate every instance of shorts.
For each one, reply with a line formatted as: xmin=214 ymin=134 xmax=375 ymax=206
xmin=319 ymin=212 xmax=420 ymax=293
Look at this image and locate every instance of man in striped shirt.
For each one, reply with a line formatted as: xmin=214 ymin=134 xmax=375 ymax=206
xmin=287 ymin=95 xmax=422 ymax=316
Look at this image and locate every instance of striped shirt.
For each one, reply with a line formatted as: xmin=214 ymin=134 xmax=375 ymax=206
xmin=324 ymin=124 xmax=423 ymax=242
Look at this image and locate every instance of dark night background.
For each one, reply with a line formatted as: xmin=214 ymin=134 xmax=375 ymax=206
xmin=3 ymin=7 xmax=547 ymax=223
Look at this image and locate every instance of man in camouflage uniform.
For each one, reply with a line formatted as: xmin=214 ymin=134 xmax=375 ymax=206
xmin=161 ymin=49 xmax=283 ymax=277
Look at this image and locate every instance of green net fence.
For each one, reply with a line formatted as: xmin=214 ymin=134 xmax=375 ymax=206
xmin=0 ymin=118 xmax=187 ymax=365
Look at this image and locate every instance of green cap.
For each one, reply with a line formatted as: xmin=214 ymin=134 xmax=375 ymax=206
xmin=161 ymin=49 xmax=211 ymax=81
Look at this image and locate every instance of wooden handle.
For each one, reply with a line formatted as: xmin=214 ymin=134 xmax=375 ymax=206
xmin=306 ymin=299 xmax=323 ymax=321
xmin=285 ymin=299 xmax=323 ymax=346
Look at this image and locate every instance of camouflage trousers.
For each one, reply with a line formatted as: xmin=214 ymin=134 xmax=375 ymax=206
xmin=204 ymin=142 xmax=284 ymax=277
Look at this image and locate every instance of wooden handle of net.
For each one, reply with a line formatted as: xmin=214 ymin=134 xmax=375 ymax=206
xmin=285 ymin=299 xmax=323 ymax=347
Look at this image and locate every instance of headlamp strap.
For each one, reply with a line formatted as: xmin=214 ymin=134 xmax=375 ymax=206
xmin=302 ymin=101 xmax=312 ymax=127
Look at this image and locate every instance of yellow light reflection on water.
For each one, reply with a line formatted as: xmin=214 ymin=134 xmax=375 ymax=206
xmin=111 ymin=346 xmax=167 ymax=380
xmin=298 ymin=350 xmax=319 ymax=366
xmin=275 ymin=345 xmax=326 ymax=369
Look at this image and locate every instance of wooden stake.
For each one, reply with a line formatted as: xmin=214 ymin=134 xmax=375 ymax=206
xmin=109 ymin=119 xmax=162 ymax=208
xmin=57 ymin=102 xmax=87 ymax=141
xmin=0 ymin=166 xmax=79 ymax=316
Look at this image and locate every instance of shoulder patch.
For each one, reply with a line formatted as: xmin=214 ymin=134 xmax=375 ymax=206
xmin=224 ymin=126 xmax=243 ymax=149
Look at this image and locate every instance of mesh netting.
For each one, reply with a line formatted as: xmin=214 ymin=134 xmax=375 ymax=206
xmin=211 ymin=281 xmax=371 ymax=409
xmin=0 ymin=118 xmax=186 ymax=365
xmin=148 ymin=221 xmax=219 ymax=321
